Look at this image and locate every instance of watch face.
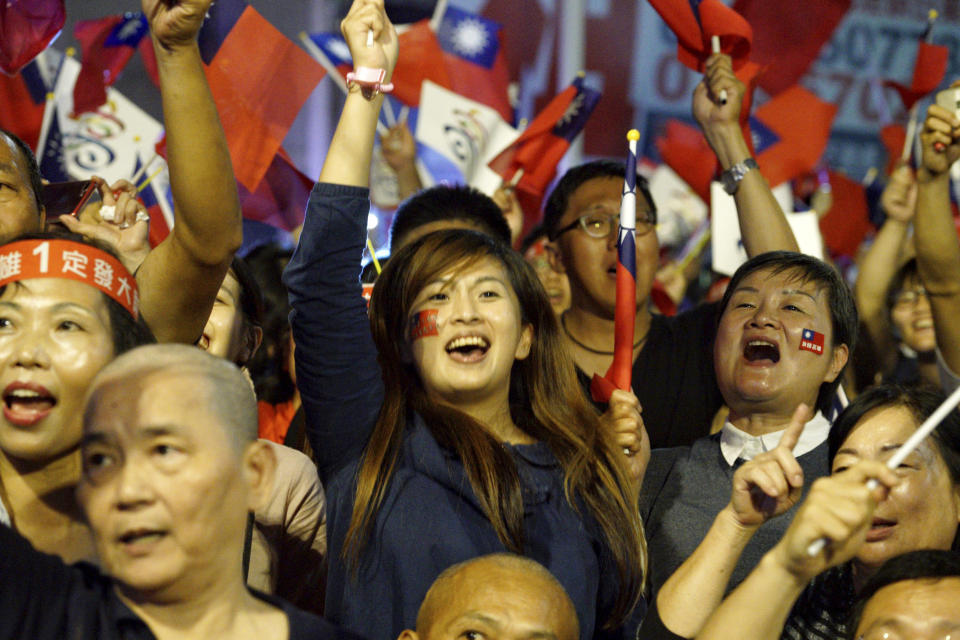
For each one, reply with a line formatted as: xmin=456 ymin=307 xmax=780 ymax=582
xmin=722 ymin=172 xmax=738 ymax=194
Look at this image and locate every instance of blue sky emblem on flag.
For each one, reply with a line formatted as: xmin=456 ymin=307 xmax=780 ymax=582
xmin=310 ymin=32 xmax=352 ymax=67
xmin=437 ymin=6 xmax=500 ymax=69
xmin=748 ymin=115 xmax=781 ymax=154
xmin=104 ymin=13 xmax=148 ymax=48
xmin=803 ymin=329 xmax=814 ymax=340
xmin=553 ymin=78 xmax=602 ymax=142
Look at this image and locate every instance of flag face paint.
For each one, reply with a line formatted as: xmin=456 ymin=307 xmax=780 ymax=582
xmin=410 ymin=309 xmax=440 ymax=341
xmin=800 ymin=328 xmax=824 ymax=354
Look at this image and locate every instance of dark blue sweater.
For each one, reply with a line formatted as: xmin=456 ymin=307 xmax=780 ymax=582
xmin=284 ymin=183 xmax=644 ymax=640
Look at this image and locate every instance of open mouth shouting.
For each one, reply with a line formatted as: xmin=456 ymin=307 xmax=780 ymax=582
xmin=865 ymin=517 xmax=896 ymax=542
xmin=445 ymin=335 xmax=490 ymax=363
xmin=743 ymin=339 xmax=780 ymax=365
xmin=118 ymin=528 xmax=168 ymax=555
xmin=3 ymin=382 xmax=57 ymax=427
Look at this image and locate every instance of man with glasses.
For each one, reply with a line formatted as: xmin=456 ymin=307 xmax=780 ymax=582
xmin=544 ymin=53 xmax=799 ymax=448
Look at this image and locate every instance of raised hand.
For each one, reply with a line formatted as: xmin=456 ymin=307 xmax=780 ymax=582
xmin=770 ymin=460 xmax=899 ymax=582
xmin=693 ymin=53 xmax=745 ymax=134
xmin=142 ymin=0 xmax=213 ymax=51
xmin=491 ymin=185 xmax=524 ymax=247
xmin=381 ymin=123 xmax=417 ymax=173
xmin=880 ymin=164 xmax=918 ymax=224
xmin=728 ymin=404 xmax=811 ymax=528
xmin=920 ymin=81 xmax=960 ymax=177
xmin=59 ymin=176 xmax=151 ymax=274
xmin=600 ymin=389 xmax=650 ymax=486
xmin=341 ymin=0 xmax=399 ymax=79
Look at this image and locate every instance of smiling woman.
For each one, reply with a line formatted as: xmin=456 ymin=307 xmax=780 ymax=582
xmin=0 ymin=231 xmax=154 ymax=563
xmin=284 ymin=3 xmax=646 ymax=637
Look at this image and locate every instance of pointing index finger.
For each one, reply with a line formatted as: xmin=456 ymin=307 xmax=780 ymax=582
xmin=777 ymin=403 xmax=811 ymax=453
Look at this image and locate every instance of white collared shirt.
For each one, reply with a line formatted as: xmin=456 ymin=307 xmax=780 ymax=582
xmin=720 ymin=411 xmax=831 ymax=467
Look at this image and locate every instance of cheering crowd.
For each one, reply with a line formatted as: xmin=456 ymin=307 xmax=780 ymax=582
xmin=1 ymin=0 xmax=959 ymax=639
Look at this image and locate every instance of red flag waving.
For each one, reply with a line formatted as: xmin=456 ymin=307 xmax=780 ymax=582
xmin=655 ymin=119 xmax=716 ymax=203
xmin=488 ymin=75 xmax=601 ymax=227
xmin=72 ymin=13 xmax=150 ymax=116
xmin=733 ymin=0 xmax=850 ymax=96
xmin=817 ymin=170 xmax=870 ymax=258
xmin=751 ymin=85 xmax=837 ymax=188
xmin=391 ymin=21 xmax=452 ymax=108
xmin=887 ymin=41 xmax=949 ymax=111
xmin=0 ymin=0 xmax=65 ymax=75
xmin=197 ymin=1 xmax=326 ymax=191
xmin=238 ymin=148 xmax=314 ymax=232
xmin=647 ymin=0 xmax=752 ymax=72
xmin=0 ymin=59 xmax=47 ymax=150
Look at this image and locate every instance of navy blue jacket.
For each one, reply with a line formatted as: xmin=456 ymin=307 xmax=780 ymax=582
xmin=284 ymin=183 xmax=644 ymax=640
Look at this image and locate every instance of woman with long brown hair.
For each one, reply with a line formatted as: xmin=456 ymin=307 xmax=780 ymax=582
xmin=284 ymin=2 xmax=647 ymax=638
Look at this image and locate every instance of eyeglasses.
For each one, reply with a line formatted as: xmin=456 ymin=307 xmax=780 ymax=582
xmin=551 ymin=209 xmax=657 ymax=240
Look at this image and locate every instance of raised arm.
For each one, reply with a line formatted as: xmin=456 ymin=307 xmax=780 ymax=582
xmin=649 ymin=406 xmax=809 ymax=638
xmin=132 ymin=0 xmax=242 ymax=344
xmin=695 ymin=54 xmax=799 ymax=256
xmin=695 ymin=461 xmax=898 ymax=640
xmin=916 ymin=89 xmax=960 ymax=376
xmin=854 ymin=166 xmax=917 ymax=374
xmin=284 ymin=0 xmax=398 ymax=482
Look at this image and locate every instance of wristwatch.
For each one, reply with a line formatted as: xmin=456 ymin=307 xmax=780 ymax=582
xmin=721 ymin=158 xmax=758 ymax=195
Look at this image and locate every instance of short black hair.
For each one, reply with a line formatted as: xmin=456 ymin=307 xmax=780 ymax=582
xmin=718 ymin=251 xmax=858 ymax=415
xmin=389 ymin=184 xmax=511 ymax=251
xmin=847 ymin=550 xmax=960 ymax=639
xmin=0 ymin=128 xmax=44 ymax=215
xmin=542 ymin=159 xmax=656 ymax=239
xmin=828 ymin=383 xmax=960 ymax=552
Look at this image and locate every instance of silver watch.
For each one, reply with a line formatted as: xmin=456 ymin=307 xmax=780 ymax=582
xmin=721 ymin=158 xmax=758 ymax=195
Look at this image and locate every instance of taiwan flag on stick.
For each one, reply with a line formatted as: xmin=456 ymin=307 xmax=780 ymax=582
xmin=488 ymin=74 xmax=601 ymax=231
xmin=887 ymin=11 xmax=948 ymax=112
xmin=647 ymin=0 xmax=753 ymax=73
xmin=72 ymin=13 xmax=149 ymax=116
xmin=591 ymin=130 xmax=641 ymax=404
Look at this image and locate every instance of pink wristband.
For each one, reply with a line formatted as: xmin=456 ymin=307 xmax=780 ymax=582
xmin=346 ymin=66 xmax=394 ymax=95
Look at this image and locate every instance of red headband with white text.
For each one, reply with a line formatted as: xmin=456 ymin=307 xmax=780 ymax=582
xmin=0 ymin=240 xmax=139 ymax=319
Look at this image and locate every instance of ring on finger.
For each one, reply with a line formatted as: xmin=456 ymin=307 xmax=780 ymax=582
xmin=135 ymin=211 xmax=150 ymax=223
xmin=623 ymin=447 xmax=632 ymax=456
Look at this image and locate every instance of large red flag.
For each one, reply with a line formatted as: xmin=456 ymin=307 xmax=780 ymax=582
xmin=488 ymin=76 xmax=601 ymax=228
xmin=72 ymin=13 xmax=150 ymax=116
xmin=655 ymin=119 xmax=716 ymax=204
xmin=733 ymin=0 xmax=850 ymax=96
xmin=751 ymin=86 xmax=838 ymax=188
xmin=818 ymin=170 xmax=870 ymax=258
xmin=0 ymin=0 xmax=64 ymax=75
xmin=647 ymin=0 xmax=752 ymax=72
xmin=880 ymin=124 xmax=906 ymax=175
xmin=887 ymin=41 xmax=949 ymax=111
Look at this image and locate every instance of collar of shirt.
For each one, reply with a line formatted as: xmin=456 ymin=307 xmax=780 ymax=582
xmin=720 ymin=411 xmax=830 ymax=467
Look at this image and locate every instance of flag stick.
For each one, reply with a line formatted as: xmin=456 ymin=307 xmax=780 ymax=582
xmin=807 ymin=381 xmax=960 ymax=556
xmin=130 ymin=153 xmax=158 ymax=186
xmin=711 ymin=36 xmax=727 ymax=105
xmin=299 ymin=32 xmax=349 ymax=94
xmin=366 ymin=235 xmax=382 ymax=274
xmin=383 ymin=97 xmax=397 ymax=128
xmin=398 ymin=105 xmax=410 ymax=125
xmin=430 ymin=0 xmax=449 ymax=32
xmin=509 ymin=167 xmax=524 ymax=188
xmin=136 ymin=166 xmax=165 ymax=193
xmin=901 ymin=105 xmax=918 ymax=163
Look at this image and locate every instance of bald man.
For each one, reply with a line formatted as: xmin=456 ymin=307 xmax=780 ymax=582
xmin=398 ymin=554 xmax=579 ymax=640
xmin=0 ymin=344 xmax=356 ymax=640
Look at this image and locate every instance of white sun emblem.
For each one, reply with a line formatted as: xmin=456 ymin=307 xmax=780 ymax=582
xmin=451 ymin=18 xmax=489 ymax=57
xmin=558 ymin=94 xmax=585 ymax=128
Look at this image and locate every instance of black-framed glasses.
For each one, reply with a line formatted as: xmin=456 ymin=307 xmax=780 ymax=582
xmin=551 ymin=209 xmax=657 ymax=240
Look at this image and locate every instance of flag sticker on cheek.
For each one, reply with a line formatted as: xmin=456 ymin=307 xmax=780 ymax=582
xmin=409 ymin=309 xmax=439 ymax=341
xmin=800 ymin=328 xmax=824 ymax=354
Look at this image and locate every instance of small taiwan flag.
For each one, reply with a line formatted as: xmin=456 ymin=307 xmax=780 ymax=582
xmin=410 ymin=309 xmax=439 ymax=340
xmin=800 ymin=328 xmax=824 ymax=354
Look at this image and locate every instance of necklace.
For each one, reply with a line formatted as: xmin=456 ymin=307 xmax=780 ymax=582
xmin=560 ymin=312 xmax=647 ymax=355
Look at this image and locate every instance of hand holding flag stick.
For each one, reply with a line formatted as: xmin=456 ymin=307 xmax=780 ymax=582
xmin=806 ymin=381 xmax=960 ymax=556
xmin=591 ymin=129 xmax=640 ymax=403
